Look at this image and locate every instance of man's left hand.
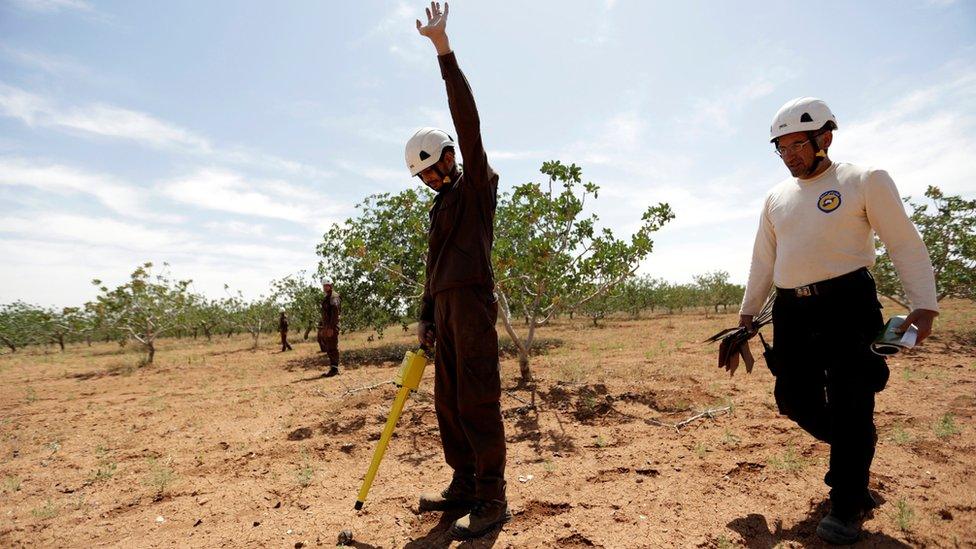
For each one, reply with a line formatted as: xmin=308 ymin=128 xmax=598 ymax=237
xmin=896 ymin=308 xmax=938 ymax=345
xmin=416 ymin=2 xmax=451 ymax=55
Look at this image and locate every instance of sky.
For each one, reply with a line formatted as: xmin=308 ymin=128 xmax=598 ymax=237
xmin=1 ymin=0 xmax=974 ymax=308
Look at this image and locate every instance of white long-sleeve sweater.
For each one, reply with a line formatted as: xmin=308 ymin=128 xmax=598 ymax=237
xmin=740 ymin=162 xmax=938 ymax=315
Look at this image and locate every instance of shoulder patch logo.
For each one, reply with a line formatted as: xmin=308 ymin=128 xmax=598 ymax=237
xmin=818 ymin=190 xmax=842 ymax=213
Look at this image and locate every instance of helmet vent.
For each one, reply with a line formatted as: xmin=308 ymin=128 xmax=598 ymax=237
xmin=419 ymin=150 xmax=431 ymax=161
xmin=800 ymin=112 xmax=813 ymax=123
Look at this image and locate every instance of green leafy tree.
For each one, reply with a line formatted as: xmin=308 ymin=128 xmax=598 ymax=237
xmin=221 ymin=289 xmax=278 ymax=349
xmin=494 ymin=161 xmax=673 ymax=382
xmin=0 ymin=301 xmax=48 ymax=352
xmin=693 ymin=271 xmax=745 ymax=315
xmin=659 ymin=282 xmax=698 ymax=314
xmin=42 ymin=306 xmax=91 ymax=351
xmin=316 ymin=188 xmax=433 ymax=336
xmin=874 ymin=186 xmax=976 ymax=308
xmin=92 ymin=262 xmax=192 ymax=364
xmin=611 ymin=275 xmax=652 ymax=319
xmin=270 ymin=271 xmax=323 ymax=339
xmin=185 ymin=295 xmax=226 ymax=342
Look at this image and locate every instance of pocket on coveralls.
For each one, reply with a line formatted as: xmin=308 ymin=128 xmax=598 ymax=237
xmin=461 ymin=356 xmax=501 ymax=405
xmin=459 ymin=290 xmax=501 ymax=405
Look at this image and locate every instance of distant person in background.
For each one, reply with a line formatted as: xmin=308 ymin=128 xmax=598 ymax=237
xmin=278 ymin=310 xmax=293 ymax=352
xmin=317 ymin=279 xmax=340 ymax=377
xmin=735 ymin=97 xmax=939 ymax=544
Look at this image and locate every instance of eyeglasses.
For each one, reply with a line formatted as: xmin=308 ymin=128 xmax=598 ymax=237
xmin=774 ymin=140 xmax=812 ymax=157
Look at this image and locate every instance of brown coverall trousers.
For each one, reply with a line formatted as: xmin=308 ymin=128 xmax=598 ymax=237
xmin=317 ymin=327 xmax=339 ymax=366
xmin=433 ymin=286 xmax=506 ymax=502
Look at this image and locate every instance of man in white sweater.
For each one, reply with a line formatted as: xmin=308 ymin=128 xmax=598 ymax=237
xmin=738 ymin=97 xmax=939 ymax=544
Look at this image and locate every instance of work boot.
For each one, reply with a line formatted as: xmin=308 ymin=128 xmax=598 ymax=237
xmin=450 ymin=499 xmax=510 ymax=539
xmin=323 ymin=366 xmax=339 ymax=378
xmin=418 ymin=482 xmax=476 ymax=513
xmin=816 ymin=512 xmax=862 ymax=545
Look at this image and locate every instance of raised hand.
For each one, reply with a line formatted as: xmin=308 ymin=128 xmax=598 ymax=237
xmin=415 ymin=2 xmax=451 ymax=55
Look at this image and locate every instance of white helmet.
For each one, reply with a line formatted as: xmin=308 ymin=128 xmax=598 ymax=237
xmin=405 ymin=127 xmax=455 ymax=176
xmin=769 ymin=97 xmax=837 ymax=142
xmin=322 ymin=277 xmax=333 ymax=285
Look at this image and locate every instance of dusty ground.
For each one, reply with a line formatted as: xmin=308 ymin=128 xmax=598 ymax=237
xmin=1 ymin=300 xmax=974 ymax=548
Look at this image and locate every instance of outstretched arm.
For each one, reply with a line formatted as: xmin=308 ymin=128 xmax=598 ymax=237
xmin=416 ymin=1 xmax=451 ymax=55
xmin=416 ymin=2 xmax=490 ymax=186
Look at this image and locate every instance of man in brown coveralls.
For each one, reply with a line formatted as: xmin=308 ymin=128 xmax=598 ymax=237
xmin=408 ymin=2 xmax=507 ymax=539
xmin=278 ymin=309 xmax=293 ymax=352
xmin=317 ymin=279 xmax=340 ymax=377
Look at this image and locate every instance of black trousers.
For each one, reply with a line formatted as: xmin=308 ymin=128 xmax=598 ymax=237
xmin=433 ymin=286 xmax=506 ymax=501
xmin=770 ymin=269 xmax=889 ymax=516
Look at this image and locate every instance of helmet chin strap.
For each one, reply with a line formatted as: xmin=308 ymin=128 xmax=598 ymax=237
xmin=805 ymin=131 xmax=828 ymax=177
xmin=432 ymin=161 xmax=459 ymax=191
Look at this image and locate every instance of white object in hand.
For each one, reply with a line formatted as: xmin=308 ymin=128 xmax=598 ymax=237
xmin=872 ymin=315 xmax=918 ymax=356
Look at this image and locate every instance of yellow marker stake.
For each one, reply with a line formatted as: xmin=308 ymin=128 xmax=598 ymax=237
xmin=354 ymin=347 xmax=428 ymax=510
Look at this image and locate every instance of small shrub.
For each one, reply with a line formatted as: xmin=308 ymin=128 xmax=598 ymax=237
xmin=694 ymin=441 xmax=709 ymax=458
xmin=722 ymin=429 xmax=741 ymax=446
xmin=90 ymin=456 xmax=117 ymax=483
xmin=145 ymin=458 xmax=175 ymax=498
xmin=3 ymin=476 xmax=21 ymax=493
xmin=893 ymin=499 xmax=915 ymax=532
xmin=934 ymin=413 xmax=960 ymax=439
xmin=890 ymin=424 xmax=912 ymax=445
xmin=296 ymin=451 xmax=314 ymax=487
xmin=768 ymin=446 xmax=806 ymax=474
xmin=31 ymin=499 xmax=58 ymax=520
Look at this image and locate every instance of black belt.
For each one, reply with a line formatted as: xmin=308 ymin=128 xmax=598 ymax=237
xmin=776 ymin=267 xmax=874 ymax=299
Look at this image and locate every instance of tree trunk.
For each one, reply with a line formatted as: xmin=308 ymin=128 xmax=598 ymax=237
xmin=57 ymin=334 xmax=65 ymax=352
xmin=304 ymin=325 xmax=313 ymax=340
xmin=146 ymin=341 xmax=155 ymax=364
xmin=496 ymin=291 xmax=532 ymax=384
xmin=203 ymin=324 xmax=212 ymax=342
xmin=0 ymin=336 xmax=16 ymax=353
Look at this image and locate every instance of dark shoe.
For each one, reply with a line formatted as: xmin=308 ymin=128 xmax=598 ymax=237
xmin=418 ymin=484 xmax=476 ymax=513
xmin=864 ymin=490 xmax=879 ymax=511
xmin=322 ymin=366 xmax=339 ymax=378
xmin=817 ymin=512 xmax=862 ymax=545
xmin=450 ymin=499 xmax=510 ymax=539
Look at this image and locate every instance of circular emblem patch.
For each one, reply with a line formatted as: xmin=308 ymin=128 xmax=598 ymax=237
xmin=818 ymin=190 xmax=842 ymax=213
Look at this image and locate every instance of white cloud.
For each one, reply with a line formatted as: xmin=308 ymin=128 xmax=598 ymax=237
xmin=364 ymin=1 xmax=438 ymax=68
xmin=61 ymin=102 xmax=214 ymax=152
xmin=0 ymin=213 xmax=186 ymax=250
xmin=0 ymin=157 xmax=182 ymax=223
xmin=0 ymin=234 xmax=317 ymax=307
xmin=489 ymin=149 xmax=546 ymax=161
xmin=0 ymin=46 xmax=92 ymax=79
xmin=562 ymin=110 xmax=693 ymax=181
xmin=8 ymin=0 xmax=92 ymax=13
xmin=203 ymin=220 xmax=268 ymax=238
xmin=160 ymin=169 xmax=309 ymax=221
xmin=840 ymin=67 xmax=976 ymax=197
xmin=0 ymin=83 xmax=333 ymax=180
xmin=681 ymin=67 xmax=796 ymax=137
xmin=159 ymin=168 xmax=347 ymax=228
